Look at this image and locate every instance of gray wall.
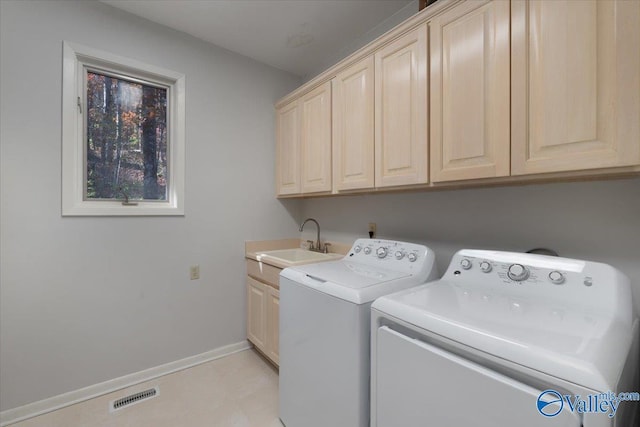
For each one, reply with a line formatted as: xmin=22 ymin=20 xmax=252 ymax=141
xmin=301 ymin=0 xmax=419 ymax=82
xmin=301 ymin=178 xmax=640 ymax=312
xmin=0 ymin=0 xmax=301 ymax=411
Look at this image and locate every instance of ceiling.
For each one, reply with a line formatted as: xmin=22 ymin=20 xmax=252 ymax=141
xmin=101 ymin=0 xmax=414 ymax=77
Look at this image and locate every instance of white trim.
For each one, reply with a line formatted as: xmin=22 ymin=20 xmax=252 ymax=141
xmin=0 ymin=340 xmax=251 ymax=426
xmin=61 ymin=41 xmax=186 ymax=216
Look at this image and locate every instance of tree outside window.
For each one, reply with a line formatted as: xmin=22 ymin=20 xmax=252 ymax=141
xmin=86 ymin=72 xmax=168 ymax=202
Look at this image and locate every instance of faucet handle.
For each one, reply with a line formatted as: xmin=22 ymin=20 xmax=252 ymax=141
xmin=323 ymin=243 xmax=331 ymax=254
xmin=306 ymin=240 xmax=315 ymax=250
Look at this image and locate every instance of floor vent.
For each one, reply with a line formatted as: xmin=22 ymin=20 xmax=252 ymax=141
xmin=110 ymin=387 xmax=158 ymax=412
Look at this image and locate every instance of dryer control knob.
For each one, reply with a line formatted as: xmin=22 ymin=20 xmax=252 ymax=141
xmin=376 ymin=247 xmax=388 ymax=259
xmin=395 ymin=251 xmax=405 ymax=260
xmin=508 ymin=264 xmax=530 ymax=281
xmin=460 ymin=259 xmax=472 ymax=270
xmin=407 ymin=253 xmax=417 ymax=262
xmin=363 ymin=247 xmax=372 ymax=254
xmin=354 ymin=245 xmax=362 ymax=253
xmin=549 ymin=271 xmax=565 ymax=285
xmin=480 ymin=261 xmax=492 ymax=273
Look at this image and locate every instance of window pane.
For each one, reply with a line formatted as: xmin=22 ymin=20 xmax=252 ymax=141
xmin=86 ymin=71 xmax=168 ymax=201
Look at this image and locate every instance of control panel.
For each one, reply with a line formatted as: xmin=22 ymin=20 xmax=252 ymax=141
xmin=347 ymin=239 xmax=432 ymax=275
xmin=450 ymin=252 xmax=583 ymax=286
xmin=443 ymin=249 xmax=626 ymax=310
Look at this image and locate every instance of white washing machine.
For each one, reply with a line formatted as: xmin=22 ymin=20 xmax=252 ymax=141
xmin=279 ymin=239 xmax=438 ymax=427
xmin=371 ymin=249 xmax=639 ymax=427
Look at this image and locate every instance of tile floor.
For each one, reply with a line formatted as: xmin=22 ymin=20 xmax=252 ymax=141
xmin=10 ymin=349 xmax=283 ymax=427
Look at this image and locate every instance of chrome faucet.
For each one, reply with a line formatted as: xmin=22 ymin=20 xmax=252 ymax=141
xmin=299 ymin=218 xmax=325 ymax=253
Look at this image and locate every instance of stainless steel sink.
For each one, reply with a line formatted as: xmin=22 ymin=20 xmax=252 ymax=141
xmin=256 ymin=248 xmax=342 ymax=266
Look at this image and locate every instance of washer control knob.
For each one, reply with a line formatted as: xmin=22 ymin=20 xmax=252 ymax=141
xmin=508 ymin=264 xmax=530 ymax=281
xmin=354 ymin=245 xmax=362 ymax=253
xmin=407 ymin=253 xmax=418 ymax=262
xmin=480 ymin=261 xmax=492 ymax=273
xmin=460 ymin=259 xmax=472 ymax=270
xmin=363 ymin=247 xmax=372 ymax=255
xmin=549 ymin=271 xmax=565 ymax=285
xmin=376 ymin=247 xmax=388 ymax=259
xmin=395 ymin=251 xmax=405 ymax=260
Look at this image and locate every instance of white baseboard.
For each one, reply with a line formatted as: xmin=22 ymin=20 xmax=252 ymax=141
xmin=0 ymin=340 xmax=251 ymax=427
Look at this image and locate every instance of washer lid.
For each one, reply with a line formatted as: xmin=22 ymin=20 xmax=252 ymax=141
xmin=281 ymin=260 xmax=423 ymax=304
xmin=372 ymin=280 xmax=636 ymax=392
xmin=294 ymin=260 xmax=410 ymax=288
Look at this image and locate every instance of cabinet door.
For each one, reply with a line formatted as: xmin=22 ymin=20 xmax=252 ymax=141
xmin=430 ymin=0 xmax=510 ymax=182
xmin=246 ymin=277 xmax=267 ymax=352
xmin=332 ymin=56 xmax=375 ymax=191
xmin=511 ymin=0 xmax=640 ymax=175
xmin=276 ymin=100 xmax=301 ymax=195
xmin=266 ymin=287 xmax=280 ymax=366
xmin=300 ymin=82 xmax=332 ymax=193
xmin=375 ymin=23 xmax=428 ymax=188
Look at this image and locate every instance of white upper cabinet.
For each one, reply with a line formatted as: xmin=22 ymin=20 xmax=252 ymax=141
xmin=430 ymin=0 xmax=510 ymax=182
xmin=332 ymin=56 xmax=375 ymax=191
xmin=276 ymin=82 xmax=332 ymax=196
xmin=300 ymin=82 xmax=332 ymax=193
xmin=276 ymin=100 xmax=300 ymax=195
xmin=275 ymin=0 xmax=640 ymax=197
xmin=511 ymin=0 xmax=640 ymax=175
xmin=375 ymin=23 xmax=429 ymax=188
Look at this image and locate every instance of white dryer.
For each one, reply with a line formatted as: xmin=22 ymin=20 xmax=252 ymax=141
xmin=279 ymin=239 xmax=438 ymax=427
xmin=371 ymin=250 xmax=639 ymax=427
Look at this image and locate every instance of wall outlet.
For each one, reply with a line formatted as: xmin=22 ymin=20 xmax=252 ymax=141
xmin=190 ymin=265 xmax=200 ymax=280
xmin=368 ymin=222 xmax=377 ymax=238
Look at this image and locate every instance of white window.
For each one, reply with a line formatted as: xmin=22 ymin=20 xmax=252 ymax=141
xmin=62 ymin=41 xmax=185 ymax=216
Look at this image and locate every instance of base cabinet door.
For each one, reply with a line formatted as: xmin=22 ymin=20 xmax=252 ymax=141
xmin=430 ymin=0 xmax=510 ymax=182
xmin=375 ymin=23 xmax=429 ymax=188
xmin=266 ymin=287 xmax=280 ymax=365
xmin=246 ymin=277 xmax=267 ymax=352
xmin=511 ymin=0 xmax=640 ymax=175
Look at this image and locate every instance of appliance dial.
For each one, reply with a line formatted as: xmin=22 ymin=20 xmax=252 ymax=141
xmin=376 ymin=247 xmax=388 ymax=259
xmin=480 ymin=261 xmax=492 ymax=273
xmin=395 ymin=251 xmax=405 ymax=260
xmin=363 ymin=247 xmax=372 ymax=255
xmin=460 ymin=259 xmax=472 ymax=270
xmin=407 ymin=253 xmax=417 ymax=262
xmin=548 ymin=271 xmax=565 ymax=285
xmin=354 ymin=245 xmax=362 ymax=253
xmin=507 ymin=264 xmax=530 ymax=281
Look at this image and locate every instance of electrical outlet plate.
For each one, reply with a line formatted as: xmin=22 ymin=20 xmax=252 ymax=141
xmin=368 ymin=222 xmax=377 ymax=238
xmin=190 ymin=265 xmax=200 ymax=280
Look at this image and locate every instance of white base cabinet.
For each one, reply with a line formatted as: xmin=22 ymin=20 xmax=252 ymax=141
xmin=246 ymin=260 xmax=281 ymax=366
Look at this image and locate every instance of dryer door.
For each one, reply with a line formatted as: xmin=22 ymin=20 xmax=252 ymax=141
xmin=374 ymin=326 xmax=582 ymax=427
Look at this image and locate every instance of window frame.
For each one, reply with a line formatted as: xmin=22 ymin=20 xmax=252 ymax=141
xmin=62 ymin=41 xmax=185 ymax=216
